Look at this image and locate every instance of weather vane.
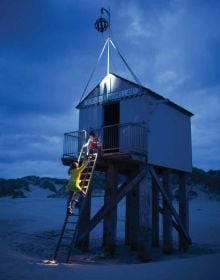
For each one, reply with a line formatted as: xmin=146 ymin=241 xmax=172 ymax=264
xmin=95 ymin=7 xmax=111 ymax=36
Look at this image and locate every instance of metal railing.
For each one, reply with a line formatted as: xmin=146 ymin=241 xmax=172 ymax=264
xmin=100 ymin=123 xmax=147 ymax=154
xmin=63 ymin=123 xmax=147 ymax=158
xmin=63 ymin=130 xmax=86 ymax=158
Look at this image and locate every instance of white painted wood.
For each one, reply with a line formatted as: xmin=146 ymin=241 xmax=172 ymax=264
xmin=148 ymin=101 xmax=192 ymax=172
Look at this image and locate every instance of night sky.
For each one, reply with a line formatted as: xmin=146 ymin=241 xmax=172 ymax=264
xmin=0 ymin=0 xmax=219 ymax=178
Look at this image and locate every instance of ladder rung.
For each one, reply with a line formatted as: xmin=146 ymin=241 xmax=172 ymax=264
xmin=66 ymin=213 xmax=78 ymax=216
xmin=66 ymin=221 xmax=77 ymax=224
xmin=80 ymin=181 xmax=88 ymax=185
xmin=62 ymin=236 xmax=73 ymax=239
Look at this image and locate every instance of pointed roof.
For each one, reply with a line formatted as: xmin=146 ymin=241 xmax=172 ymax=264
xmin=76 ymin=73 xmax=193 ymax=117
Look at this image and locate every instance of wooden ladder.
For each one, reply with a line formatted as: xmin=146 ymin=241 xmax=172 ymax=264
xmin=53 ymin=152 xmax=98 ymax=263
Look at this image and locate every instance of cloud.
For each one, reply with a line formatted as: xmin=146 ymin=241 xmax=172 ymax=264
xmin=182 ymin=85 xmax=220 ymax=170
xmin=118 ymin=3 xmax=153 ymax=41
xmin=0 ymin=160 xmax=67 ymax=179
xmin=0 ymin=0 xmax=219 ymax=178
xmin=0 ymin=111 xmax=78 ymax=178
xmin=115 ymin=0 xmax=220 ymax=170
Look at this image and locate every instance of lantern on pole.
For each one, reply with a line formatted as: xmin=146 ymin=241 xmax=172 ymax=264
xmin=95 ymin=7 xmax=110 ymax=36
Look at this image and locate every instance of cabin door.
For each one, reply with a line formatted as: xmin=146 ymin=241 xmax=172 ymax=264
xmin=103 ymin=102 xmax=120 ymax=152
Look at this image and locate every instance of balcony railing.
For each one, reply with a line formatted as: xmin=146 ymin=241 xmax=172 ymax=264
xmin=63 ymin=123 xmax=147 ymax=158
xmin=63 ymin=130 xmax=86 ymax=158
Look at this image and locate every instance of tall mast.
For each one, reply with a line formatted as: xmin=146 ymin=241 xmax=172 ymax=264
xmin=100 ymin=7 xmax=111 ymax=76
xmin=80 ymin=8 xmax=141 ymax=103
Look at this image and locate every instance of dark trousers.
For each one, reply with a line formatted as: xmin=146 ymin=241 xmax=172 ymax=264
xmin=67 ymin=191 xmax=85 ymax=209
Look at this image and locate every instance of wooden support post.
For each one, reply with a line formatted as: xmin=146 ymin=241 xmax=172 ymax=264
xmin=103 ymin=164 xmax=118 ymax=255
xmin=178 ymin=172 xmax=189 ymax=252
xmin=138 ymin=166 xmax=152 ymax=262
xmin=76 ymin=187 xmax=92 ymax=252
xmin=77 ymin=167 xmax=148 ymax=244
xmin=125 ymin=187 xmax=132 ymax=246
xmin=150 ymin=166 xmax=191 ymax=244
xmin=162 ymin=170 xmax=173 ymax=254
xmin=125 ymin=175 xmax=139 ymax=250
xmin=152 ymin=176 xmax=159 ymax=247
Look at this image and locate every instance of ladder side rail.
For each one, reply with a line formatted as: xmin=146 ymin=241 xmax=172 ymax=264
xmin=53 ymin=214 xmax=69 ymax=260
xmin=77 ymin=130 xmax=87 ymax=163
xmin=66 ymin=153 xmax=98 ymax=262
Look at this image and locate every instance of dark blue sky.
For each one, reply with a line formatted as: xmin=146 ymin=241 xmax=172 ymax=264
xmin=0 ymin=0 xmax=219 ymax=178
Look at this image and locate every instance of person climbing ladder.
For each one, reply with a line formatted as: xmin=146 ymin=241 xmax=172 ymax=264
xmin=66 ymin=159 xmax=90 ymax=215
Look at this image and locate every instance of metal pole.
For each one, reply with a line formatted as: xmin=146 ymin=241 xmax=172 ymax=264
xmin=101 ymin=7 xmax=111 ymax=76
xmin=79 ymin=38 xmax=109 ymax=102
xmin=110 ymin=39 xmax=142 ymax=86
xmin=107 ymin=38 xmax=110 ymax=75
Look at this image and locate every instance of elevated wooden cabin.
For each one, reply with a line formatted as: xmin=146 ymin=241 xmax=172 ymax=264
xmin=61 ymin=72 xmax=193 ymax=261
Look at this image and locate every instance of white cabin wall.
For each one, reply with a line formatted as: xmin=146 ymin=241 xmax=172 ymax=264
xmin=77 ymin=74 xmax=193 ymax=173
xmin=120 ymin=95 xmax=149 ymax=123
xmin=78 ymin=105 xmax=102 ymax=132
xmin=120 ymin=92 xmax=192 ymax=172
xmin=110 ymin=75 xmax=135 ymax=92
xmin=120 ymin=95 xmax=149 ymax=153
xmin=148 ymin=101 xmax=192 ymax=172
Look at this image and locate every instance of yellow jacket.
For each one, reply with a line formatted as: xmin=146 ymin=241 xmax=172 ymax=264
xmin=66 ymin=160 xmax=89 ymax=192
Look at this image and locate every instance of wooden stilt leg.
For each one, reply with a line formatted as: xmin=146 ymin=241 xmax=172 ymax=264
xmin=125 ymin=188 xmax=139 ymax=250
xmin=162 ymin=170 xmax=173 ymax=254
xmin=125 ymin=171 xmax=139 ymax=250
xmin=138 ymin=166 xmax=152 ymax=262
xmin=152 ymin=176 xmax=159 ymax=247
xmin=76 ymin=187 xmax=92 ymax=252
xmin=103 ymin=165 xmax=118 ymax=255
xmin=178 ymin=172 xmax=189 ymax=252
xmin=125 ymin=186 xmax=131 ymax=246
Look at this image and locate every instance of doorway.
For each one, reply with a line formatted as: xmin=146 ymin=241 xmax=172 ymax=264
xmin=103 ymin=102 xmax=120 ymax=152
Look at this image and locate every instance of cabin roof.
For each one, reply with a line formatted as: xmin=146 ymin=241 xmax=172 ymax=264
xmin=76 ymin=73 xmax=194 ymax=117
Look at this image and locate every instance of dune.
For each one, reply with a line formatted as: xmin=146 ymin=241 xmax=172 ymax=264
xmin=0 ymin=185 xmax=220 ymax=279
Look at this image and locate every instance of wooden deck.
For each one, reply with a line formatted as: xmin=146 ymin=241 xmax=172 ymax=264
xmin=61 ymin=151 xmax=147 ymax=175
